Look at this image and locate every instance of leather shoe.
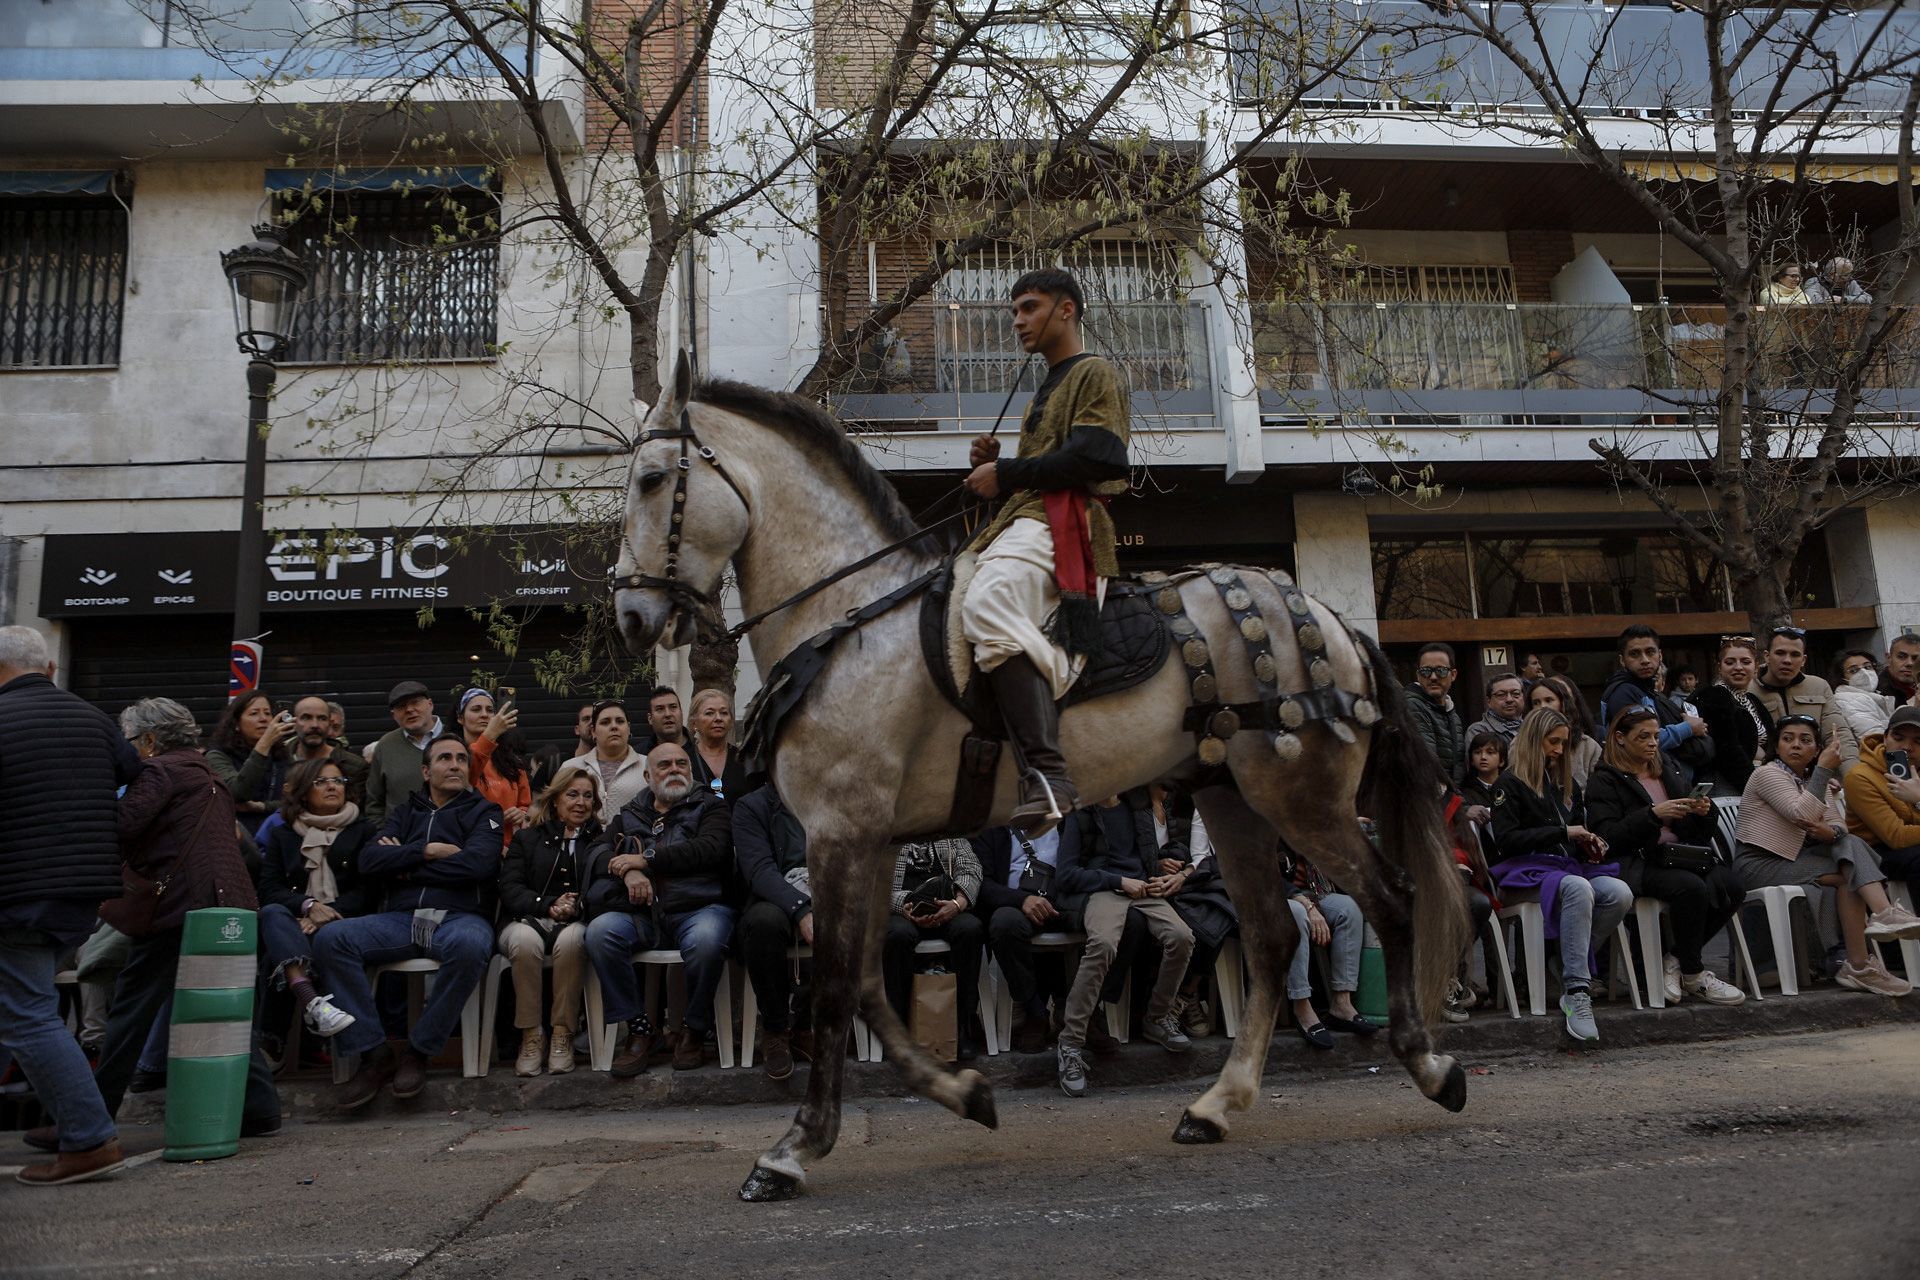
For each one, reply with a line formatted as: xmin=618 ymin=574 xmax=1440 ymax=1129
xmin=1009 ymin=1012 xmax=1050 ymax=1055
xmin=22 ymin=1124 xmax=58 ymax=1153
xmin=671 ymin=1027 xmax=704 ymax=1071
xmin=762 ymin=1029 xmax=794 ymax=1081
xmin=390 ymin=1048 xmax=429 ymax=1099
xmin=789 ymin=1027 xmax=815 ymax=1062
xmin=611 ymin=1030 xmax=654 ymax=1078
xmin=240 ymin=1114 xmax=282 ymax=1139
xmin=1323 ymin=1012 xmax=1379 ymax=1036
xmin=1296 ymin=1021 xmax=1335 ymax=1051
xmin=16 ymin=1140 xmax=124 ymax=1186
xmin=336 ymin=1047 xmax=398 ymax=1111
xmin=1085 ymin=1011 xmax=1121 ymax=1057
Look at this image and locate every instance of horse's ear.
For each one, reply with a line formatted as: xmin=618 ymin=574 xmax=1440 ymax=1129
xmin=671 ymin=350 xmax=693 ymax=412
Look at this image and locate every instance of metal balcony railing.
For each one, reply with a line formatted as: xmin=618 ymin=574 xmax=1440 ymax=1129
xmin=1254 ymin=301 xmax=1920 ymax=395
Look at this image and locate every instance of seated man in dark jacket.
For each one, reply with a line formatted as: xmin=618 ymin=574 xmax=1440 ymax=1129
xmin=733 ymin=785 xmax=812 ymax=1080
xmin=973 ymin=824 xmax=1074 ymax=1054
xmin=584 ymin=740 xmax=734 ymax=1076
xmin=315 ymin=733 xmax=504 ymax=1108
xmin=1052 ymin=789 xmax=1195 ymax=1098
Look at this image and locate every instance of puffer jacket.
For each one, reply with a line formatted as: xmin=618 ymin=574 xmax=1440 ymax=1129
xmin=1404 ymin=684 xmax=1465 ymax=784
xmin=1843 ymin=734 xmax=1920 ymax=852
xmin=115 ymin=748 xmax=259 ymax=932
xmin=1823 ymin=685 xmax=1895 ymax=778
xmin=0 ymin=672 xmax=141 ymax=912
xmin=587 ymin=789 xmax=732 ymax=919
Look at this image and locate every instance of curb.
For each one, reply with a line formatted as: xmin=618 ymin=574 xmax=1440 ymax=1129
xmin=116 ymin=987 xmax=1920 ymax=1124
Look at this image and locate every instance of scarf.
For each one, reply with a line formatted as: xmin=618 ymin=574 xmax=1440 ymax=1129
xmin=1487 ymin=711 xmax=1524 ymax=739
xmin=293 ymin=802 xmax=359 ymax=906
xmin=1043 ymin=488 xmax=1104 ymax=658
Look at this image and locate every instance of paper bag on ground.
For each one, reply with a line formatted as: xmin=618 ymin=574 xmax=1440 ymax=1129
xmin=910 ymin=970 xmax=959 ymax=1061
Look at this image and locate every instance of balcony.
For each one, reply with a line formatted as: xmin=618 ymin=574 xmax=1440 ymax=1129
xmin=1254 ymin=301 xmax=1920 ymax=427
xmin=830 ymin=300 xmax=1216 ymax=432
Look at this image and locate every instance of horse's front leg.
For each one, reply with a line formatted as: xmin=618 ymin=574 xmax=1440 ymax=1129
xmin=740 ymin=835 xmax=883 ymax=1202
xmin=857 ymin=851 xmax=997 ymax=1130
xmin=1177 ymin=788 xmax=1294 ymax=1143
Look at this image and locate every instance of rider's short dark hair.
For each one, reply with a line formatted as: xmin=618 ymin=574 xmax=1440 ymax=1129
xmin=1010 ymin=268 xmax=1087 ymax=326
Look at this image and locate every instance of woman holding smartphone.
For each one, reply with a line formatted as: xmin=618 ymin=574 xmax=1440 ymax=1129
xmin=207 ymin=690 xmax=295 ymax=837
xmin=1489 ymin=708 xmax=1635 ymax=1044
xmin=1586 ymin=706 xmax=1746 ymax=1005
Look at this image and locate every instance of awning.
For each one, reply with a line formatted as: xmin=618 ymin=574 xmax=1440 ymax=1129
xmin=265 ymin=166 xmax=494 ymax=196
xmin=1628 ymin=158 xmax=1915 ymax=185
xmin=0 ymin=169 xmax=119 ymax=197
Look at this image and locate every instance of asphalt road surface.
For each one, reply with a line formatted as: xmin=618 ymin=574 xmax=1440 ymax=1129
xmin=3 ymin=1025 xmax=1917 ymax=1279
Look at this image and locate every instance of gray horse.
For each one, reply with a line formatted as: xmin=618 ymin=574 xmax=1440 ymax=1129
xmin=612 ymin=358 xmax=1470 ymax=1202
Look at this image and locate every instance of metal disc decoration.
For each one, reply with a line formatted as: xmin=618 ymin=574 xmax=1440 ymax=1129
xmin=1208 ymin=566 xmax=1236 ymax=586
xmin=1253 ymin=653 xmax=1277 ymax=684
xmin=1198 ymin=736 xmax=1229 ymax=766
xmin=1192 ymin=672 xmax=1217 ymax=703
xmin=1310 ymin=657 xmax=1334 ymax=688
xmin=1240 ymin=616 xmax=1268 ymax=642
xmin=1279 ymin=698 xmax=1306 ymax=729
xmin=1224 ymin=586 xmax=1253 ymax=612
xmin=1141 ymin=570 xmax=1169 ymax=585
xmin=1329 ymin=721 xmax=1357 ymax=745
xmin=1296 ymin=622 xmax=1323 ymax=651
xmin=1208 ymin=709 xmax=1242 ymax=739
xmin=1157 ymin=588 xmax=1183 ymax=615
xmin=1273 ymin=732 xmax=1303 ymax=762
xmin=1170 ymin=615 xmax=1197 ymax=638
xmin=1353 ymin=698 xmax=1379 ymax=727
xmin=1183 ymin=638 xmax=1210 ymax=669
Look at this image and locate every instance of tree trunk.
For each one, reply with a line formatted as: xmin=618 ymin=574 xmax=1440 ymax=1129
xmin=1739 ymin=568 xmax=1795 ymax=638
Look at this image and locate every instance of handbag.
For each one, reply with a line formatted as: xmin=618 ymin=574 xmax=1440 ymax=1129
xmin=1014 ymin=833 xmax=1054 ymax=898
xmin=1649 ymin=842 xmax=1719 ymax=877
xmin=902 ymin=842 xmax=957 ymax=915
xmin=99 ymin=782 xmax=223 ymax=939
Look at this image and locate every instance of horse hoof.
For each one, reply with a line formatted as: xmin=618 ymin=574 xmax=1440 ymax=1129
xmin=739 ymin=1165 xmax=803 ymax=1203
xmin=1172 ymin=1110 xmax=1226 ymax=1145
xmin=959 ymin=1071 xmax=999 ymax=1131
xmin=1430 ymin=1060 xmax=1468 ymax=1114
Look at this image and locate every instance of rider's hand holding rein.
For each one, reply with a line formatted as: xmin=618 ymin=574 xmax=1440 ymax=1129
xmin=970 ymin=434 xmax=1001 ymax=468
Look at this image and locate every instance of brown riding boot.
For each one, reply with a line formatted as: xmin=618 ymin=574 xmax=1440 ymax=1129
xmin=986 ymin=655 xmax=1078 ymax=833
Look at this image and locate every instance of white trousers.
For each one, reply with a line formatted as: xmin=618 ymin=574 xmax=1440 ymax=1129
xmin=961 ymin=517 xmax=1103 ymax=699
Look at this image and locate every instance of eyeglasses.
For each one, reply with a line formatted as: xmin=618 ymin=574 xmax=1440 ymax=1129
xmin=313 ymin=777 xmax=347 ymax=788
xmin=1416 ymin=666 xmax=1452 ymax=678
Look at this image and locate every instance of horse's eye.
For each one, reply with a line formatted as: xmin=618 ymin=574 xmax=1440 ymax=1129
xmin=638 ymin=470 xmax=669 ymax=494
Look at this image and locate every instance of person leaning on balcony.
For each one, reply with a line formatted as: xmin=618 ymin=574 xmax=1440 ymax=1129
xmin=1762 ymin=263 xmax=1810 ymax=305
xmin=1803 ymin=258 xmax=1872 ymax=304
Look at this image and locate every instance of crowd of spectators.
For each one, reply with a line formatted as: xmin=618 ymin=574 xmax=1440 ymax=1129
xmin=6 ymin=619 xmax=1920 ymax=1187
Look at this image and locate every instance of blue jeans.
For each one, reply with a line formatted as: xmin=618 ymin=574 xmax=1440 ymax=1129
xmin=1286 ymin=894 xmax=1364 ymax=1000
xmin=585 ymin=905 xmax=735 ymax=1035
xmin=1555 ymin=875 xmax=1634 ymax=986
xmin=0 ymin=929 xmax=116 ymax=1151
xmin=312 ymin=910 xmax=494 ymax=1057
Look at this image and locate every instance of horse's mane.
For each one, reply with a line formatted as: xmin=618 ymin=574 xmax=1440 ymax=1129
xmin=692 ymin=378 xmax=924 ymax=544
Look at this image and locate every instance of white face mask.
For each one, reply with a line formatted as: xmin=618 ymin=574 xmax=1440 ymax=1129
xmin=1850 ymin=667 xmax=1879 ymax=690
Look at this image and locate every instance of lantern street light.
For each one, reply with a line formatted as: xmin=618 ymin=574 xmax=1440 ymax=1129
xmin=219 ymin=223 xmax=310 ymax=654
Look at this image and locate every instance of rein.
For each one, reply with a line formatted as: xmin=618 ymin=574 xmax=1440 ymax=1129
xmin=609 ymin=405 xmax=973 ymax=644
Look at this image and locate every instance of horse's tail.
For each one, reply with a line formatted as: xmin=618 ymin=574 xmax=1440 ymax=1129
xmin=1355 ymin=630 xmax=1469 ymax=1030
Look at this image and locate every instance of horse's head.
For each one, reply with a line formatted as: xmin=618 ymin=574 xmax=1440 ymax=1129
xmin=612 ymin=352 xmax=752 ymax=656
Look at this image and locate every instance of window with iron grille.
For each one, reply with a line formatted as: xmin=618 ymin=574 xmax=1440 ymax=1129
xmin=0 ymin=196 xmax=127 ymax=369
xmin=1339 ymin=264 xmax=1516 ymax=303
xmin=281 ymin=188 xmax=500 ymax=365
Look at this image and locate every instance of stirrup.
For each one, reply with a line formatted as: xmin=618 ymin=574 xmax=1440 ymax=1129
xmin=1023 ymin=767 xmax=1065 ymax=822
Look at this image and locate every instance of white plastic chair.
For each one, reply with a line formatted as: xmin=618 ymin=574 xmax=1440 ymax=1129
xmin=1873 ymin=881 xmax=1920 ymax=980
xmin=585 ymin=949 xmax=735 ymax=1071
xmin=1495 ymin=898 xmax=1642 ymax=1016
xmin=982 ymin=931 xmax=1128 ymax=1052
xmin=1629 ymin=897 xmax=1764 ymax=1008
xmin=734 ymin=944 xmax=879 ymax=1067
xmin=331 ymin=957 xmax=486 ymax=1083
xmin=476 ymin=949 xmax=598 ymax=1073
xmin=860 ymin=938 xmax=996 ymax=1063
xmin=1744 ymin=885 xmax=1811 ymax=996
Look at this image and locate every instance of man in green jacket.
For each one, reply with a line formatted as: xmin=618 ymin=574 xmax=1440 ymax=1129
xmin=1405 ymin=642 xmax=1466 ymax=786
xmin=961 ymin=269 xmax=1130 ymax=833
xmin=365 ymin=680 xmax=442 ymax=826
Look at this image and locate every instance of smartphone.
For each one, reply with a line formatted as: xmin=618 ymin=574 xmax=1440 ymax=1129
xmin=277 ymin=710 xmax=294 ymax=724
xmin=1889 ymin=749 xmax=1912 ymax=783
xmin=498 ymin=685 xmax=516 ymax=702
xmin=1689 ymin=782 xmax=1713 ymax=800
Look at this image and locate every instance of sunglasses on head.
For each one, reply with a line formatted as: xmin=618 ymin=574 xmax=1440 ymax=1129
xmin=1417 ymin=665 xmax=1452 ymax=678
xmin=1776 ymin=715 xmax=1820 ymax=733
xmin=1719 ymin=634 xmax=1755 ymax=645
xmin=1770 ymin=626 xmax=1807 ymax=640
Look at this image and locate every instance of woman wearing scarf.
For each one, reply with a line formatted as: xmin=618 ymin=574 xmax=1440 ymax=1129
xmin=259 ymin=757 xmax=372 ymax=1038
xmin=1489 ymin=707 xmax=1635 ymax=1045
xmin=458 ymin=687 xmax=533 ymax=848
xmin=496 ymin=764 xmax=604 ymax=1075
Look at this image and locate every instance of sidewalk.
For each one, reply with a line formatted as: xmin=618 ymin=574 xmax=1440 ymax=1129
xmin=116 ymin=986 xmax=1920 ymax=1123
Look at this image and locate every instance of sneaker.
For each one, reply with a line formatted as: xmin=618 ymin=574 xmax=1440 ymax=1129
xmin=762 ymin=1029 xmax=794 ymax=1081
xmin=1560 ymin=988 xmax=1600 ymax=1042
xmin=1139 ymin=1013 xmax=1192 ymax=1054
xmin=1442 ymin=979 xmax=1470 ymax=1024
xmin=1865 ymin=904 xmax=1920 ymax=941
xmin=16 ymin=1140 xmax=124 ymax=1187
xmin=301 ymin=993 xmax=356 ymax=1039
xmin=1056 ymin=1042 xmax=1088 ymax=1099
xmin=1662 ymin=954 xmax=1684 ymax=1005
xmin=1837 ymin=959 xmax=1912 ymax=997
xmin=1680 ymin=969 xmax=1747 ymax=1005
xmin=547 ymin=1028 xmax=576 ymax=1075
xmin=1172 ymin=993 xmax=1212 ymax=1039
xmin=515 ymin=1028 xmax=546 ymax=1078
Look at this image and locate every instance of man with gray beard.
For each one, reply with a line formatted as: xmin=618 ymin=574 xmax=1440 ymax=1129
xmin=584 ymin=741 xmax=735 ymax=1074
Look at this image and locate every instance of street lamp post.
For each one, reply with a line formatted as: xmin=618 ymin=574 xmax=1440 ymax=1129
xmin=219 ymin=223 xmax=310 ymax=666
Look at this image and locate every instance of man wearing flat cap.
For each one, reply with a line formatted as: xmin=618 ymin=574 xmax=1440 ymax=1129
xmin=366 ymin=680 xmax=443 ymax=826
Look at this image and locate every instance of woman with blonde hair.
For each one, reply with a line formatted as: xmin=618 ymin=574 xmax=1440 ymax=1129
xmin=1489 ymin=707 xmax=1634 ymax=1044
xmin=685 ymin=687 xmax=762 ymax=802
xmin=495 ymin=764 xmax=605 ymax=1075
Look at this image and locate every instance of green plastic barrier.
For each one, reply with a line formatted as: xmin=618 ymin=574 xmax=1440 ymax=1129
xmin=164 ymin=908 xmax=258 ymax=1163
xmin=1354 ymin=921 xmax=1388 ymax=1022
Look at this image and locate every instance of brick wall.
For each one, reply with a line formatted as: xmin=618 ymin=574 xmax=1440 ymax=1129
xmin=1507 ymin=228 xmax=1577 ymax=301
xmin=585 ymin=0 xmax=704 ymax=154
